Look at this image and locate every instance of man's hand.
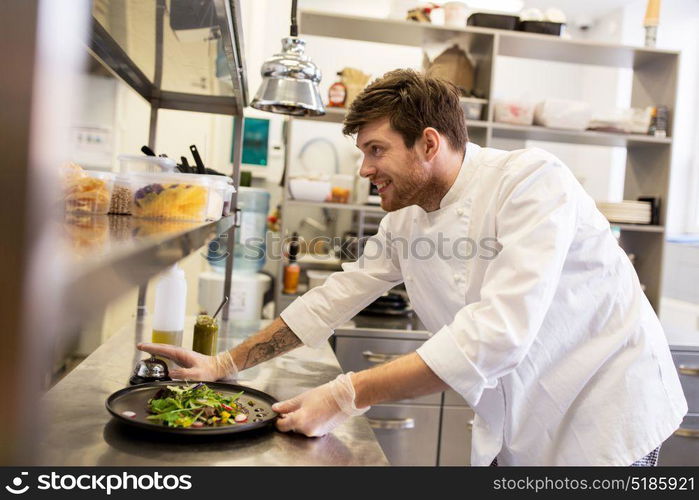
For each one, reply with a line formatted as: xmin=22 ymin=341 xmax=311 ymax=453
xmin=137 ymin=343 xmax=238 ymax=381
xmin=272 ymin=372 xmax=369 ymax=437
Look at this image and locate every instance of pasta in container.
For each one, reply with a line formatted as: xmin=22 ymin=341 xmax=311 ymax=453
xmin=61 ymin=163 xmax=115 ymax=215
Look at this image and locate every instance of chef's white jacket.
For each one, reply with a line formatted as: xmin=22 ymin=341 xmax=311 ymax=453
xmin=281 ymin=142 xmax=688 ymax=465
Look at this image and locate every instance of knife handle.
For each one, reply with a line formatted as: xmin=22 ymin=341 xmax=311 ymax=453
xmin=190 ymin=145 xmax=206 ymax=174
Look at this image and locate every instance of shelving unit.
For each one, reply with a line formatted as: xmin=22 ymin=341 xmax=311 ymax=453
xmin=0 ymin=1 xmax=248 ymax=465
xmin=272 ymin=9 xmax=678 ymax=312
xmin=83 ymin=0 xmax=249 ymax=322
xmin=286 ymin=199 xmax=385 ymax=214
xmin=295 ymin=107 xmax=669 ymax=147
xmin=61 ymin=214 xmax=236 ymax=333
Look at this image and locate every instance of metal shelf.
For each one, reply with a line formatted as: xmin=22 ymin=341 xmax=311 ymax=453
xmin=89 ymin=0 xmax=247 ymax=115
xmin=490 ymin=122 xmax=671 ymax=147
xmin=61 ymin=215 xmax=235 ymax=331
xmin=294 ymin=108 xmax=670 ymax=147
xmin=611 ymin=223 xmax=665 ymax=233
xmin=286 ymin=199 xmax=386 ymax=213
xmin=295 ymin=105 xmax=490 ymax=129
xmin=293 ymin=107 xmax=348 ymax=123
xmin=299 ymin=10 xmax=679 ymax=68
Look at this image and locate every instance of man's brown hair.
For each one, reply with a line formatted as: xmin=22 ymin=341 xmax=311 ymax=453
xmin=342 ymin=69 xmax=468 ymax=152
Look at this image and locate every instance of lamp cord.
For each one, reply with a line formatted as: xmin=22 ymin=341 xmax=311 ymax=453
xmin=290 ymin=0 xmax=298 ymax=37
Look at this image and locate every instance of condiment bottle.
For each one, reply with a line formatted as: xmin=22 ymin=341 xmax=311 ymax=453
xmin=283 ymin=232 xmax=301 ymax=294
xmin=152 ymin=264 xmax=187 ymax=348
xmin=328 ymin=72 xmax=347 ymax=108
xmin=643 ymin=0 xmax=660 ymax=47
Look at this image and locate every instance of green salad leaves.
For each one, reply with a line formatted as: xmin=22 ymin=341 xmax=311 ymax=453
xmin=147 ymin=383 xmax=247 ymax=428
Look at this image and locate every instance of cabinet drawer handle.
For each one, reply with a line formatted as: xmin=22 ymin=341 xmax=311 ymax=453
xmin=678 ymin=365 xmax=699 ymax=376
xmin=367 ymin=417 xmax=415 ymax=430
xmin=362 ymin=350 xmax=403 ymax=364
xmin=675 ymin=427 xmax=699 ymax=438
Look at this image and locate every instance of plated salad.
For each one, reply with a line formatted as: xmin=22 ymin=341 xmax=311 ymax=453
xmin=146 ymin=383 xmax=251 ymax=428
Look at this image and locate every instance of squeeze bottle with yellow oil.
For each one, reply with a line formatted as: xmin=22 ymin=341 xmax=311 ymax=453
xmin=152 ymin=264 xmax=187 ymax=349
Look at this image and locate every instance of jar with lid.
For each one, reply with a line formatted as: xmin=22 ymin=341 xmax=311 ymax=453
xmin=192 ymin=313 xmax=219 ymax=356
xmin=109 ymin=174 xmax=133 ymax=215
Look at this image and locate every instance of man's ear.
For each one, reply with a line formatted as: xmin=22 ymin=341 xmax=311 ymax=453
xmin=421 ymin=127 xmax=441 ymax=162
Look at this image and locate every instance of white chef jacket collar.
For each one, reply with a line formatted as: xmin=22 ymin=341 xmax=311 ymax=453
xmin=439 ymin=142 xmax=481 ymax=209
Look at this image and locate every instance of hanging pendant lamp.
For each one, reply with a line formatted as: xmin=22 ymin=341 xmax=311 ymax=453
xmin=250 ymin=0 xmax=325 ymax=116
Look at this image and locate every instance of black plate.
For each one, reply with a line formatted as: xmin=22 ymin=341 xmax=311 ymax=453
xmin=106 ymin=381 xmax=278 ymax=435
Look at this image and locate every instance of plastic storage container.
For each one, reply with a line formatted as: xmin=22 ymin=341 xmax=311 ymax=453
xmin=534 ymin=99 xmax=591 ymax=130
xmin=330 ymin=174 xmax=354 ymax=203
xmin=205 ymin=178 xmax=226 ymax=221
xmin=494 ymin=100 xmax=536 ymax=125
xmin=467 ymin=13 xmax=519 ymax=30
xmin=233 ymin=187 xmax=270 ymax=272
xmin=118 ymin=155 xmax=177 ymax=174
xmin=207 ymin=187 xmax=270 ymax=272
xmin=201 ymin=175 xmax=234 ymax=220
xmin=130 ymin=172 xmax=210 ymax=222
xmin=198 ymin=271 xmax=271 ymax=322
xmin=222 ymin=184 xmax=236 ymax=216
xmin=288 ymin=178 xmax=331 ymax=202
xmin=443 ymin=2 xmax=469 ymax=27
xmin=519 ymin=21 xmax=564 ymax=36
xmin=460 ymin=97 xmax=487 ymax=120
xmin=64 ymin=170 xmax=115 ymax=215
xmin=108 ymin=174 xmax=133 ymax=215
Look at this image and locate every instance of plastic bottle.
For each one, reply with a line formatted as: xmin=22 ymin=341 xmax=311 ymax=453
xmin=152 ymin=264 xmax=187 ymax=347
xmin=283 ymin=233 xmax=301 ymax=294
xmin=328 ymin=72 xmax=347 ymax=107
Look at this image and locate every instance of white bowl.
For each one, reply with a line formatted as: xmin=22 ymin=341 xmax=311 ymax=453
xmin=289 ymin=178 xmax=331 ymax=202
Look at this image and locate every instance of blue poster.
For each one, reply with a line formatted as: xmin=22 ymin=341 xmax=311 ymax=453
xmin=232 ymin=117 xmax=270 ymax=166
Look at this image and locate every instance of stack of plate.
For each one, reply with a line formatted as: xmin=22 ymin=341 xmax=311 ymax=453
xmin=597 ymin=200 xmax=652 ymax=224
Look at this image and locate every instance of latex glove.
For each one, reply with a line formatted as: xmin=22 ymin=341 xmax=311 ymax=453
xmin=272 ymin=372 xmax=369 ymax=437
xmin=137 ymin=343 xmax=238 ymax=382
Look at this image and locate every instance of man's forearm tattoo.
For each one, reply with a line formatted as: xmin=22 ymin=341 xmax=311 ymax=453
xmin=241 ymin=327 xmax=302 ymax=370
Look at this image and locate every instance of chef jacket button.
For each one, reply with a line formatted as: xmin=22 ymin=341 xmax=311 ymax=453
xmin=453 ymin=273 xmax=461 ymax=281
xmin=456 ymin=208 xmax=464 ymax=216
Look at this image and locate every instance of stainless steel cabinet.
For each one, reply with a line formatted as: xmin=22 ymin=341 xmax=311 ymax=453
xmin=444 ymin=389 xmax=469 ymax=407
xmin=659 ymin=349 xmax=699 ymax=465
xmin=659 ymin=414 xmax=699 ymax=465
xmin=334 ymin=332 xmax=474 ymax=465
xmin=366 ymin=404 xmax=441 ymax=466
xmin=439 ymin=407 xmax=474 ymax=466
xmin=334 ymin=336 xmax=441 ymax=405
xmin=672 ymin=351 xmax=699 ymax=413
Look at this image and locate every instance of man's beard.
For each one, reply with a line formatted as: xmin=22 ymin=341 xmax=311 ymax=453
xmin=381 ymin=154 xmax=443 ymax=212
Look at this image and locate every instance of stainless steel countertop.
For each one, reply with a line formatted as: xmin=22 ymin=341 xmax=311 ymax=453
xmin=37 ymin=318 xmax=388 ymax=466
xmin=337 ymin=314 xmax=431 ymax=341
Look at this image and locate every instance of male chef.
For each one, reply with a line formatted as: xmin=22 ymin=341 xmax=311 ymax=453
xmin=140 ymin=69 xmax=687 ymax=466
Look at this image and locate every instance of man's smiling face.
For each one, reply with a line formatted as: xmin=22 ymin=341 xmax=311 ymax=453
xmin=357 ymin=118 xmax=432 ymax=212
